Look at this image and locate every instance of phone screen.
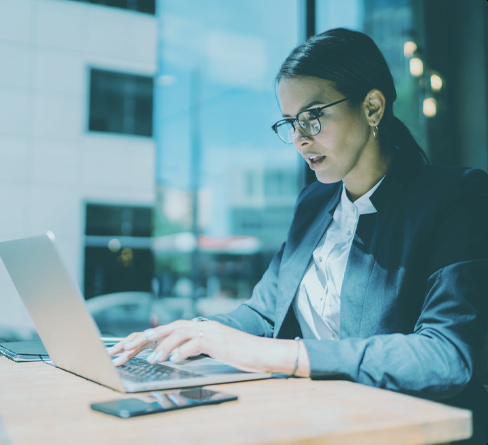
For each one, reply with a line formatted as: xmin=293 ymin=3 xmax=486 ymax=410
xmin=90 ymin=388 xmax=237 ymax=418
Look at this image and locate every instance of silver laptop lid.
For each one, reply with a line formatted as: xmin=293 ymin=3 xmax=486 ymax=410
xmin=0 ymin=232 xmax=124 ymax=391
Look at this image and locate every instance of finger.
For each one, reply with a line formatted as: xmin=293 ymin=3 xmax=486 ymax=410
xmin=151 ymin=326 xmax=207 ymax=364
xmin=122 ymin=329 xmax=160 ymax=351
xmin=108 ymin=332 xmax=139 ymax=356
xmin=111 ymin=348 xmax=138 ymax=366
xmin=146 ymin=328 xmax=193 ymax=364
xmin=170 ymin=336 xmax=204 ymax=363
xmin=123 ymin=324 xmax=173 ymax=351
xmin=123 ymin=320 xmax=189 ymax=352
xmin=113 ymin=340 xmax=157 ymax=366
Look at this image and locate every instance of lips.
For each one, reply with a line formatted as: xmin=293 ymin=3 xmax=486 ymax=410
xmin=308 ymin=155 xmax=326 ymax=170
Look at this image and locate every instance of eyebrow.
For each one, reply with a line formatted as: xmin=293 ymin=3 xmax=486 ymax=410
xmin=281 ymin=100 xmax=326 ymax=118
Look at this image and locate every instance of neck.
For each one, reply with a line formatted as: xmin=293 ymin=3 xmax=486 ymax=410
xmin=344 ymin=145 xmax=392 ymax=202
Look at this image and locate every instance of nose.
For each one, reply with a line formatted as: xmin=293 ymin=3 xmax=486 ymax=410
xmin=292 ymin=125 xmax=312 ymax=153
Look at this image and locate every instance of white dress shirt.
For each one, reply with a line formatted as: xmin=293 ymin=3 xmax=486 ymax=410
xmin=293 ymin=178 xmax=384 ymax=340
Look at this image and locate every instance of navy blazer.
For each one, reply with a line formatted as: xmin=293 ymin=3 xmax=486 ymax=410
xmin=212 ymin=154 xmax=488 ymax=443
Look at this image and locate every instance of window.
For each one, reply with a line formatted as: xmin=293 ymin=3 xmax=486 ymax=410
xmin=154 ymin=0 xmax=300 ymax=300
xmin=68 ymin=0 xmax=155 ymax=15
xmin=88 ymin=68 xmax=153 ymax=137
xmin=84 ymin=204 xmax=154 ymax=298
xmin=315 ymin=0 xmax=424 ymax=151
xmin=85 ymin=203 xmax=153 ymax=237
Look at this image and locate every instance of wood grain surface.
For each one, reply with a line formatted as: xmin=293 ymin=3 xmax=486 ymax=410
xmin=0 ymin=357 xmax=471 ymax=445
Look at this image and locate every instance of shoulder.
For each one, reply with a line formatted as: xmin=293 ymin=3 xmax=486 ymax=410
xmin=404 ymin=166 xmax=487 ymax=252
xmin=384 ymin=163 xmax=488 ymax=203
xmin=378 ymin=164 xmax=488 ymax=273
xmin=374 ymin=163 xmax=487 ymax=236
xmin=387 ymin=145 xmax=487 ymax=199
xmin=417 ymin=165 xmax=488 ymax=186
xmin=406 ymin=165 xmax=488 ymax=206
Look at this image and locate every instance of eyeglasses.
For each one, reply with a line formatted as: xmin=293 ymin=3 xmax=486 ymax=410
xmin=271 ymin=97 xmax=350 ymax=144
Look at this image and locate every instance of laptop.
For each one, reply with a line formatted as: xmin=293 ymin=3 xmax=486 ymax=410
xmin=0 ymin=232 xmax=272 ymax=392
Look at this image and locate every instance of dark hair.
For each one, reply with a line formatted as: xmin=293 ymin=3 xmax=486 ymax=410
xmin=276 ymin=28 xmax=428 ymax=167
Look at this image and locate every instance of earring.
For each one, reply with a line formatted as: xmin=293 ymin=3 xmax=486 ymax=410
xmin=372 ymin=122 xmax=379 ymax=139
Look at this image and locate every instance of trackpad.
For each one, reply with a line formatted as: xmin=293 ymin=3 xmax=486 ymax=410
xmin=165 ymin=356 xmax=244 ymax=374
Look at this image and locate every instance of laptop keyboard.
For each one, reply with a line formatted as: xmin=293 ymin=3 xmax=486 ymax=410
xmin=117 ymin=357 xmax=201 ymax=382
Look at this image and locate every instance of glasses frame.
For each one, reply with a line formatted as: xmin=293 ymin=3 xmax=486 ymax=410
xmin=271 ymin=97 xmax=350 ymax=144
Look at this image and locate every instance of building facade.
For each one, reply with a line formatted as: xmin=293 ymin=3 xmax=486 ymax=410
xmin=0 ymin=0 xmax=156 ymax=336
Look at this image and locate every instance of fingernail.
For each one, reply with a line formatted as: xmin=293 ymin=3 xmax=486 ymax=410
xmin=144 ymin=329 xmax=156 ymax=339
xmin=155 ymin=350 xmax=164 ymax=362
xmin=146 ymin=351 xmax=156 ymax=363
xmin=112 ymin=356 xmax=123 ymax=366
xmin=169 ymin=351 xmax=179 ymax=363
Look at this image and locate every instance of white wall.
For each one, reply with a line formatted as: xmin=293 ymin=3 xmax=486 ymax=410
xmin=0 ymin=0 xmax=157 ymax=336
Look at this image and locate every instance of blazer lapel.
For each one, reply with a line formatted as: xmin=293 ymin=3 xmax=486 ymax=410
xmin=274 ymin=183 xmax=341 ymax=338
xmin=340 ymin=163 xmax=408 ymax=339
xmin=275 ymin=149 xmax=414 ymax=340
xmin=339 ymin=213 xmax=378 ymax=338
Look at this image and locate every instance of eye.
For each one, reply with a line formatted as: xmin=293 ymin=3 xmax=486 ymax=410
xmin=305 ymin=108 xmax=322 ymax=120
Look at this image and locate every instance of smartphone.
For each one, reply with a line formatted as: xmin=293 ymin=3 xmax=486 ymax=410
xmin=90 ymin=388 xmax=237 ymax=418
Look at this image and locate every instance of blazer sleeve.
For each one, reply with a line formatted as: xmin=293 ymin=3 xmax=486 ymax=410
xmin=304 ymin=168 xmax=488 ymax=401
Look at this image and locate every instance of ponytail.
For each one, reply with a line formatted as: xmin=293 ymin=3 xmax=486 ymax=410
xmin=389 ymin=116 xmax=429 ymax=168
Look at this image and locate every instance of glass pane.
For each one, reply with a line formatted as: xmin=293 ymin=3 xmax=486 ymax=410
xmin=154 ymin=0 xmax=300 ymax=305
xmin=85 ymin=204 xmax=153 ymax=237
xmin=67 ymin=0 xmax=156 ymax=15
xmin=84 ymin=204 xmax=155 ymax=300
xmin=316 ymin=0 xmax=427 ymax=155
xmin=89 ymin=69 xmax=153 ymax=137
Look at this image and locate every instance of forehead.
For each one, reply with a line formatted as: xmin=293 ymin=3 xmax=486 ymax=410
xmin=277 ymin=76 xmax=339 ymax=115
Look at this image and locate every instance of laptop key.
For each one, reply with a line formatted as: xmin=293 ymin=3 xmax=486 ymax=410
xmin=118 ymin=357 xmax=201 ymax=382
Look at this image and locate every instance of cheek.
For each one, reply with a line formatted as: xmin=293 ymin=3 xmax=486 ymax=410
xmin=335 ymin=115 xmax=369 ymax=151
xmin=315 ymin=110 xmax=369 ymax=155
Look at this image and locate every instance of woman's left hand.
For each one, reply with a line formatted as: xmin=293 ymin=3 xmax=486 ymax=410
xmin=108 ymin=320 xmax=310 ymax=377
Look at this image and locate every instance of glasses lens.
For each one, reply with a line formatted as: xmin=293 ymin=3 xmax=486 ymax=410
xmin=275 ymin=121 xmax=294 ymax=144
xmin=297 ymin=111 xmax=321 ymax=136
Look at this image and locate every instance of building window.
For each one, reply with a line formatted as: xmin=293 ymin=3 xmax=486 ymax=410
xmin=84 ymin=203 xmax=154 ymax=299
xmin=88 ymin=68 xmax=153 ymax=137
xmin=68 ymin=0 xmax=155 ymax=15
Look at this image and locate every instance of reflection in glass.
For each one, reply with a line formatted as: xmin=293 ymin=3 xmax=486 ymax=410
xmin=153 ymin=0 xmax=300 ymax=306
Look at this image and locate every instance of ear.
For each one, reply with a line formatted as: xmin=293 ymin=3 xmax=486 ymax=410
xmin=363 ymin=89 xmax=386 ymax=127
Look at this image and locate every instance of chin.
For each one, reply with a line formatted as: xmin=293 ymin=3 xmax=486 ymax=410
xmin=315 ymin=171 xmax=342 ymax=184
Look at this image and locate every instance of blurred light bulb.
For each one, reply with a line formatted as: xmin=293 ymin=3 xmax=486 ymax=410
xmin=404 ymin=41 xmax=417 ymax=58
xmin=108 ymin=238 xmax=121 ymax=252
xmin=410 ymin=58 xmax=424 ymax=76
xmin=430 ymin=74 xmax=443 ymax=91
xmin=423 ymin=98 xmax=437 ymax=117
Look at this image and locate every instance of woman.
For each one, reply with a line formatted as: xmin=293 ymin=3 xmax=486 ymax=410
xmin=110 ymin=28 xmax=487 ymax=443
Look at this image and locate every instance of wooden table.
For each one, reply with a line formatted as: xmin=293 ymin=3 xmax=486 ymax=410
xmin=0 ymin=357 xmax=471 ymax=445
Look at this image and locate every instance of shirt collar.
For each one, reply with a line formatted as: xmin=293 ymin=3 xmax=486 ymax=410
xmin=341 ymin=176 xmax=386 ymax=215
